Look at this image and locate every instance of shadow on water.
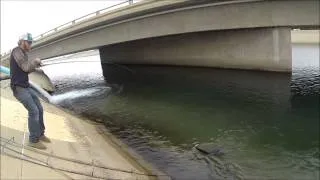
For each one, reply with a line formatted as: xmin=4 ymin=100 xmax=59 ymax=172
xmin=102 ymin=65 xmax=316 ymax=145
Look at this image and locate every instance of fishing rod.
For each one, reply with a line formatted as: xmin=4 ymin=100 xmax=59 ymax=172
xmin=40 ymin=60 xmax=136 ymax=74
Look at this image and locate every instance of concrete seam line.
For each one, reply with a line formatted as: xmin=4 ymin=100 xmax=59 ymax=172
xmin=1 ymin=150 xmax=112 ymax=180
xmin=0 ymin=136 xmax=168 ymax=177
xmin=20 ymin=127 xmax=27 ymax=179
xmin=1 ymin=143 xmax=129 ymax=179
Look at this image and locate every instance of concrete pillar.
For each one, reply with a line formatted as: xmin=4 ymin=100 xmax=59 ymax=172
xmin=99 ymin=27 xmax=292 ymax=75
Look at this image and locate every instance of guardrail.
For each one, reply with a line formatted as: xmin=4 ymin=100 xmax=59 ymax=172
xmin=1 ymin=0 xmax=138 ymax=57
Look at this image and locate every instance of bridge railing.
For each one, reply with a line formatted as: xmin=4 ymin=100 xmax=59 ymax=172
xmin=1 ymin=0 xmax=140 ymax=57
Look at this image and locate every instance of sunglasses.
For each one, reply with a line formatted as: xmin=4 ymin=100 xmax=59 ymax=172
xmin=26 ymin=41 xmax=33 ymax=45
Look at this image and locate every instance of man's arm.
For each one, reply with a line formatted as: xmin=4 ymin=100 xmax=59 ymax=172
xmin=12 ymin=48 xmax=40 ymax=73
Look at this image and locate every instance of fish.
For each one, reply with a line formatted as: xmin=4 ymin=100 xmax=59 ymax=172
xmin=0 ymin=65 xmax=55 ymax=92
xmin=29 ymin=81 xmax=53 ymax=103
xmin=195 ymin=143 xmax=225 ymax=156
xmin=29 ymin=70 xmax=55 ymax=93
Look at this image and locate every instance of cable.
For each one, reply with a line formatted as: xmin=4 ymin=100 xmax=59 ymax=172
xmin=41 ymin=60 xmax=100 ymax=66
xmin=40 ymin=60 xmax=136 ymax=74
xmin=0 ymin=141 xmax=142 ymax=180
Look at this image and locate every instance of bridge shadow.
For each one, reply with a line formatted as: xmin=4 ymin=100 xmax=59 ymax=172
xmin=99 ymin=64 xmax=318 ymax=151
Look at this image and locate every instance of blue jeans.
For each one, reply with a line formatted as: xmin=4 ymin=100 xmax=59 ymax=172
xmin=12 ymin=86 xmax=45 ymax=143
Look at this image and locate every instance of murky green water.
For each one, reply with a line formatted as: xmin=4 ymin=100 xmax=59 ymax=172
xmin=43 ymin=44 xmax=319 ymax=180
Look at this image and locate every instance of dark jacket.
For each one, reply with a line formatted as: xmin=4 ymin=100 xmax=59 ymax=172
xmin=10 ymin=47 xmax=39 ymax=88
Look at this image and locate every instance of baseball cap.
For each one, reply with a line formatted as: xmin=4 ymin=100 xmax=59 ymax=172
xmin=19 ymin=33 xmax=33 ymax=42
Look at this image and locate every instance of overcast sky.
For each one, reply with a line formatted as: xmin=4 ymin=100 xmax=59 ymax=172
xmin=1 ymin=0 xmax=126 ymax=54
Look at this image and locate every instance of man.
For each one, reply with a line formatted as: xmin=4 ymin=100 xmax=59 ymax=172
xmin=10 ymin=33 xmax=51 ymax=150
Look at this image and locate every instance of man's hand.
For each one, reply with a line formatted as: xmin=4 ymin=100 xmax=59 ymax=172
xmin=35 ymin=68 xmax=44 ymax=73
xmin=34 ymin=58 xmax=41 ymax=66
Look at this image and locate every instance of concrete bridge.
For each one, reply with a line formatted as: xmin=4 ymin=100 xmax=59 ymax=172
xmin=1 ymin=0 xmax=319 ymax=73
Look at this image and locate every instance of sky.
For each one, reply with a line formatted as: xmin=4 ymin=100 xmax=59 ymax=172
xmin=1 ymin=0 xmax=127 ymax=54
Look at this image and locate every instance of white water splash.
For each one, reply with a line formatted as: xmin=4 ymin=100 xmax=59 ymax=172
xmin=49 ymin=87 xmax=111 ymax=104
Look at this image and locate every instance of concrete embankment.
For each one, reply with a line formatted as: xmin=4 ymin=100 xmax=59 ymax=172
xmin=0 ymin=80 xmax=170 ymax=180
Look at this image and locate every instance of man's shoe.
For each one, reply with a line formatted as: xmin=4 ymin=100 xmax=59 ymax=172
xmin=27 ymin=141 xmax=47 ymax=150
xmin=39 ymin=135 xmax=51 ymax=143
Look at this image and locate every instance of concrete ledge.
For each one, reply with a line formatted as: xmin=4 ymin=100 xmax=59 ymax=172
xmin=100 ymin=27 xmax=292 ymax=72
xmin=291 ymin=30 xmax=320 ymax=44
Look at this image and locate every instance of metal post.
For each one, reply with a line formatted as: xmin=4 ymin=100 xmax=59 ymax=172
xmin=129 ymin=0 xmax=133 ymax=5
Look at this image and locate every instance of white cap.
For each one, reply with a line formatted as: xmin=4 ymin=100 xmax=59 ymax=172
xmin=19 ymin=33 xmax=33 ymax=42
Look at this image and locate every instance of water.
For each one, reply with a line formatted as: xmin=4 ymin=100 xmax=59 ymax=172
xmin=42 ymin=44 xmax=319 ymax=180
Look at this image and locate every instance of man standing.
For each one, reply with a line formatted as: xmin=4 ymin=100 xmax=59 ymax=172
xmin=10 ymin=33 xmax=51 ymax=150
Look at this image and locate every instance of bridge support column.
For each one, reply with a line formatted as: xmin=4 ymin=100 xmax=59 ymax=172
xmin=99 ymin=27 xmax=292 ymax=77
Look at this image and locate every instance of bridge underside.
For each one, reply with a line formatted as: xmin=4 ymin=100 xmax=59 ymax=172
xmin=99 ymin=27 xmax=292 ymax=80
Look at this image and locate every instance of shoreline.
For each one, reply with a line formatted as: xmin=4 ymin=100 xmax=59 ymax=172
xmin=51 ymin=100 xmax=170 ymax=180
xmin=0 ymin=79 xmax=170 ymax=180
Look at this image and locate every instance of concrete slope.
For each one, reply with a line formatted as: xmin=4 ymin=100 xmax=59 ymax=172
xmin=0 ymin=80 xmax=170 ymax=180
